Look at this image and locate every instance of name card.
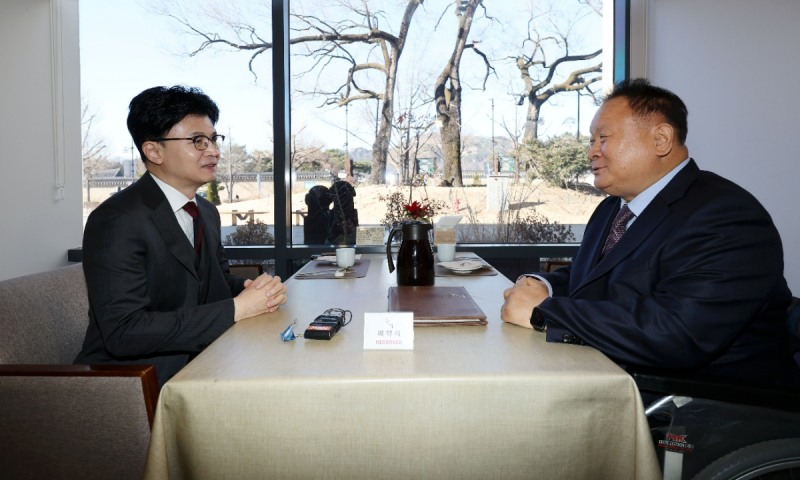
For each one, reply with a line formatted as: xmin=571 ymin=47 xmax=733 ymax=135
xmin=363 ymin=312 xmax=414 ymax=350
xmin=356 ymin=226 xmax=386 ymax=245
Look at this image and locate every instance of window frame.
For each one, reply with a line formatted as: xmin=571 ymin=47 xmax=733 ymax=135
xmin=180 ymin=0 xmax=630 ymax=279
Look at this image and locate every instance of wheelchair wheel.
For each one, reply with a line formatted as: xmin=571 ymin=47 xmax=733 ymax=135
xmin=692 ymin=438 xmax=800 ymax=480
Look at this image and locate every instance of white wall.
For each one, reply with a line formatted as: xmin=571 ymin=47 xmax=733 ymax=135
xmin=630 ymin=0 xmax=800 ymax=293
xmin=0 ymin=0 xmax=82 ymax=281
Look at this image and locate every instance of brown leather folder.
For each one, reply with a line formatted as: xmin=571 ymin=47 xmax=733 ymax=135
xmin=387 ymin=286 xmax=488 ymax=326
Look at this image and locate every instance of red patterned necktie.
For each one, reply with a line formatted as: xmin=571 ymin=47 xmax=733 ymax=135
xmin=182 ymin=202 xmax=204 ymax=255
xmin=601 ymin=204 xmax=635 ymax=256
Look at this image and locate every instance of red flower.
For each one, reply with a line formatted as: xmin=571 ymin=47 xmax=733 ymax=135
xmin=403 ymin=200 xmax=434 ymax=221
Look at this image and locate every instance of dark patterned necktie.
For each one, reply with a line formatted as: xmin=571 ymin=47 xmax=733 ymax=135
xmin=601 ymin=204 xmax=635 ymax=256
xmin=182 ymin=202 xmax=204 ymax=255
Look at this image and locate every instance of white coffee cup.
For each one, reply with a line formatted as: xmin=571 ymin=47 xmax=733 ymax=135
xmin=437 ymin=244 xmax=456 ymax=262
xmin=336 ymin=247 xmax=356 ymax=268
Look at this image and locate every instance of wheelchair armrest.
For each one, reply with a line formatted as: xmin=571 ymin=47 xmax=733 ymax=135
xmin=626 ymin=366 xmax=800 ymax=413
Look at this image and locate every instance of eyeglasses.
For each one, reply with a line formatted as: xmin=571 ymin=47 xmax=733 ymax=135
xmin=153 ymin=134 xmax=226 ymax=151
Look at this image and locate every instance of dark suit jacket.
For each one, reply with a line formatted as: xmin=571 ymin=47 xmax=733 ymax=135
xmin=539 ymin=160 xmax=797 ymax=386
xmin=75 ymin=172 xmax=246 ymax=387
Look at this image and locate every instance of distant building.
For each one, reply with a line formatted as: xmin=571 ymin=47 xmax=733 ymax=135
xmin=96 ymin=167 xmax=122 ymax=178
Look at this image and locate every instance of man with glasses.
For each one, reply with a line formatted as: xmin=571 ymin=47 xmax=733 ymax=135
xmin=75 ymin=85 xmax=287 ymax=388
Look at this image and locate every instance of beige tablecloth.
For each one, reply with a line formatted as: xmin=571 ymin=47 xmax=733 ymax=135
xmin=144 ymin=255 xmax=660 ymax=479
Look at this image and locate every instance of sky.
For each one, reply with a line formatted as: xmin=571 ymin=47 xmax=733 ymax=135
xmin=80 ymin=0 xmax=605 ymax=162
xmin=80 ymin=0 xmax=276 ymax=160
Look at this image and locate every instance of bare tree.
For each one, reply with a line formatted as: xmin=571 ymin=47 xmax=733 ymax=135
xmin=433 ymin=0 xmax=491 ymax=187
xmin=81 ymin=103 xmax=108 ymax=204
xmin=579 ymin=0 xmax=603 ymax=16
xmin=154 ymin=0 xmax=601 ymax=186
xmin=220 ymin=142 xmax=250 ymax=203
xmin=514 ymin=2 xmax=602 ymax=143
xmin=291 ymin=134 xmax=329 ymax=172
xmin=499 ymin=105 xmax=526 ymax=183
xmin=389 ymin=83 xmax=436 ymax=185
xmin=157 ymin=0 xmax=422 ymax=185
xmin=249 ymin=148 xmax=274 ymax=173
xmin=292 ymin=0 xmax=423 ymax=184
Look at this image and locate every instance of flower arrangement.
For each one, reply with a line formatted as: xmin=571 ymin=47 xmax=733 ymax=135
xmin=403 ymin=200 xmax=435 ymax=223
xmin=378 ymin=191 xmax=447 ymax=227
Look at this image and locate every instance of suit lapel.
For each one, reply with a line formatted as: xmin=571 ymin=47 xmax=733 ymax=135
xmin=586 ymin=198 xmax=669 ymax=281
xmin=569 ymin=197 xmax=618 ymax=285
xmin=572 ymin=159 xmax=701 ymax=292
xmin=195 ymin=198 xmax=220 ymax=260
xmin=195 ymin=198 xmax=218 ymax=302
xmin=139 ymin=173 xmax=199 ymax=277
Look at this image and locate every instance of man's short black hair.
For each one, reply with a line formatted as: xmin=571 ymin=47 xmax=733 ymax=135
xmin=127 ymin=85 xmax=220 ymax=161
xmin=606 ymin=78 xmax=689 ymax=144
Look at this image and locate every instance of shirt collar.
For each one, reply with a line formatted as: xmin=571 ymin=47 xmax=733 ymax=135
xmin=626 ymin=157 xmax=691 ymax=216
xmin=150 ymin=173 xmax=196 ymax=213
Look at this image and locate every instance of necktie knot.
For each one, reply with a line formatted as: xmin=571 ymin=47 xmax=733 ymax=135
xmin=602 ymin=204 xmax=635 ymax=256
xmin=182 ymin=201 xmax=199 ymax=219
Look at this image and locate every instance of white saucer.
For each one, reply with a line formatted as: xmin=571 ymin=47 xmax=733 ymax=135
xmin=438 ymin=259 xmax=487 ymax=273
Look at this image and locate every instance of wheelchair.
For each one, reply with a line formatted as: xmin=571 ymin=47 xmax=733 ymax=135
xmin=632 ymin=368 xmax=800 ymax=480
xmin=630 ymin=298 xmax=800 ymax=479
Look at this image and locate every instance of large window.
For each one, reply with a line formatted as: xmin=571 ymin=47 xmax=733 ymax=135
xmin=79 ymin=0 xmax=276 ymax=248
xmin=80 ymin=0 xmax=618 ymax=279
xmin=286 ymin=0 xmax=605 ymax=248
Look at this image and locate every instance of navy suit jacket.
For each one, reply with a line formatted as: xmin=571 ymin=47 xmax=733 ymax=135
xmin=538 ymin=160 xmax=797 ymax=386
xmin=75 ymin=172 xmax=246 ymax=387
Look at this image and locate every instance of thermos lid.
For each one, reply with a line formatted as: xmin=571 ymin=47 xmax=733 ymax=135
xmin=403 ymin=221 xmax=432 ymax=240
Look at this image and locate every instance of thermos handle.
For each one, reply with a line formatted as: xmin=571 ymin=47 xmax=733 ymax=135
xmin=386 ymin=225 xmax=397 ymax=273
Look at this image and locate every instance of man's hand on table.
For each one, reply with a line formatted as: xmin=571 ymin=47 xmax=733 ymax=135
xmin=234 ymin=274 xmax=288 ymax=321
xmin=501 ymin=276 xmax=549 ymax=329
